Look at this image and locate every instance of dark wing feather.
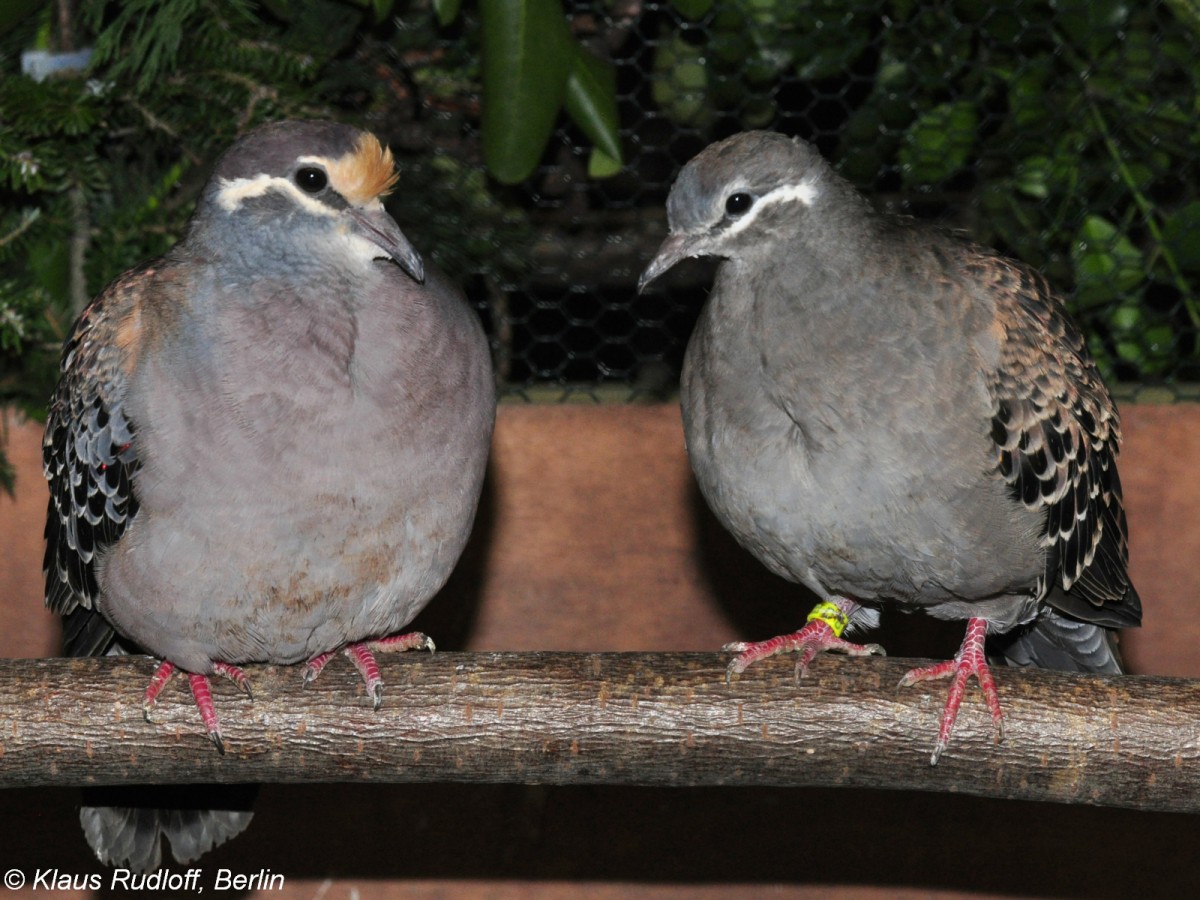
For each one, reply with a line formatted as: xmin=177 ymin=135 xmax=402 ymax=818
xmin=43 ymin=266 xmax=149 ymax=657
xmin=971 ymin=251 xmax=1141 ymax=628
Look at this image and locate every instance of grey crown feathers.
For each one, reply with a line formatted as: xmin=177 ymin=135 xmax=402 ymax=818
xmin=640 ymin=130 xmax=1140 ymax=764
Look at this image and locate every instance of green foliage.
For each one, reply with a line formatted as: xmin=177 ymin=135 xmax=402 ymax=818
xmin=87 ymin=0 xmax=257 ymax=92
xmin=479 ymin=0 xmax=573 ymax=184
xmin=651 ymin=0 xmax=1200 ymax=383
xmin=474 ymin=0 xmax=623 ymax=185
xmin=565 ymin=45 xmax=622 ymax=178
xmin=0 ymin=0 xmax=557 ymax=487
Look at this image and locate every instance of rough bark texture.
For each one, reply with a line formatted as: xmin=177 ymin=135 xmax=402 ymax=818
xmin=2 ymin=653 xmax=1197 ymax=813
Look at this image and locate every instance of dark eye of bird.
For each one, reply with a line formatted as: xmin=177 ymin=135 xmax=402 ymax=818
xmin=725 ymin=192 xmax=754 ymax=216
xmin=295 ymin=167 xmax=328 ymax=193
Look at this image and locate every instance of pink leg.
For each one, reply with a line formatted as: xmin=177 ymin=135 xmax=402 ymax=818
xmin=899 ymin=617 xmax=1005 ymax=765
xmin=302 ymin=649 xmax=336 ymax=683
xmin=724 ymin=598 xmax=885 ymax=683
xmin=143 ymin=660 xmax=178 ymax=710
xmin=303 ymin=631 xmax=435 ymax=709
xmin=213 ymin=661 xmax=253 ymax=699
xmin=142 ymin=660 xmax=252 ymax=755
xmin=187 ymin=674 xmax=224 ymax=754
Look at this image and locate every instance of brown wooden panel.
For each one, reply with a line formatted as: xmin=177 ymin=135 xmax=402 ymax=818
xmin=4 ymin=403 xmax=1199 ymax=669
xmin=2 ymin=403 xmax=1199 ymax=897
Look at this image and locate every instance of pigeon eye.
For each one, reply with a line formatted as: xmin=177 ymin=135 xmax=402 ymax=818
xmin=295 ymin=168 xmax=328 ymax=193
xmin=725 ymin=192 xmax=754 ymax=216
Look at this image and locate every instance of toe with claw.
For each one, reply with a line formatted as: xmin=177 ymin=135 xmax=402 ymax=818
xmin=724 ymin=599 xmax=885 ymax=683
xmin=141 ymin=659 xmax=253 ymax=755
xmin=303 ymin=630 xmax=435 ymax=708
xmin=899 ymin=617 xmax=1004 ymax=765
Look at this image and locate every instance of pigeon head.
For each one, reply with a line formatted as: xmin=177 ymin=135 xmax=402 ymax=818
xmin=190 ymin=119 xmax=424 ymax=283
xmin=639 ymin=131 xmax=849 ymax=292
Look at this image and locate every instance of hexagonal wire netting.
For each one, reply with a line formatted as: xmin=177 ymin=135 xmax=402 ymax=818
xmin=395 ymin=0 xmax=1200 ymax=403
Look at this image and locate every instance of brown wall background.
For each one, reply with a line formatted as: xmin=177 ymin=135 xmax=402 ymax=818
xmin=2 ymin=403 xmax=1198 ymax=898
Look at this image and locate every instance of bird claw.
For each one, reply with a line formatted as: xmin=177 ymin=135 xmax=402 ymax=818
xmin=366 ymin=632 xmax=436 ymax=656
xmin=140 ymin=659 xmax=247 ymax=753
xmin=304 ymin=631 xmax=434 ymax=708
xmin=208 ymin=729 xmax=226 ymax=756
xmin=212 ymin=661 xmax=253 ymax=700
xmin=301 ymin=650 xmax=335 ymax=685
xmin=723 ymin=620 xmax=885 ymax=684
xmin=900 ymin=617 xmax=1004 ymax=765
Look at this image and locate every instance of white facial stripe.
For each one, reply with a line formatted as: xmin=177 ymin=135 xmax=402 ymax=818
xmin=214 ymin=174 xmax=339 ymax=218
xmin=722 ymin=179 xmax=818 ymax=237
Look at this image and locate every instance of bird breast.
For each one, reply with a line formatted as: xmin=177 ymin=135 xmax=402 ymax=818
xmin=93 ymin=264 xmax=493 ymax=671
xmin=681 ymin=261 xmax=1045 ymax=620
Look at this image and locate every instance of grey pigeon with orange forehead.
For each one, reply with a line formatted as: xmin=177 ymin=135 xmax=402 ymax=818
xmin=639 ymin=131 xmax=1140 ymax=764
xmin=44 ymin=119 xmax=495 ymax=866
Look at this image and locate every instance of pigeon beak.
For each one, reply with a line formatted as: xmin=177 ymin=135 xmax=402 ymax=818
xmin=350 ymin=207 xmax=425 ymax=284
xmin=638 ymin=232 xmax=699 ymax=293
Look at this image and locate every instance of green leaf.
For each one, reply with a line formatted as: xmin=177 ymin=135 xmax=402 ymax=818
xmin=1052 ymin=0 xmax=1131 ymax=57
xmin=369 ymin=0 xmax=396 ymax=21
xmin=480 ymin=0 xmax=573 ymax=185
xmin=1163 ymin=201 xmax=1200 ymax=272
xmin=789 ymin=3 xmax=874 ymax=83
xmin=0 ymin=0 xmax=41 ymax=38
xmin=1072 ymin=215 xmax=1145 ymax=304
xmin=564 ymin=47 xmax=622 ymax=164
xmin=587 ymin=147 xmax=622 ymax=179
xmin=432 ymin=0 xmax=462 ymax=26
xmin=1163 ymin=0 xmax=1200 ymax=37
xmin=651 ymin=32 xmax=711 ymax=127
xmin=1014 ymin=156 xmax=1051 ymax=199
xmin=898 ymin=101 xmax=978 ymax=184
xmin=669 ymin=0 xmax=714 ymax=19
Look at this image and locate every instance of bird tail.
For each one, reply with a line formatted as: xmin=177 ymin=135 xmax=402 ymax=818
xmin=990 ymin=606 xmax=1126 ymax=674
xmin=62 ymin=611 xmax=257 ymax=870
xmin=79 ymin=786 xmax=255 ymax=872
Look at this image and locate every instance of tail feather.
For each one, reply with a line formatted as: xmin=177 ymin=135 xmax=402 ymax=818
xmin=991 ymin=607 xmax=1126 ymax=674
xmin=79 ymin=786 xmax=256 ymax=872
xmin=65 ymin=606 xmax=259 ymax=870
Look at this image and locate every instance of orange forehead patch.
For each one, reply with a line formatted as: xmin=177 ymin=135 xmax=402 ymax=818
xmin=325 ymin=133 xmax=399 ymax=204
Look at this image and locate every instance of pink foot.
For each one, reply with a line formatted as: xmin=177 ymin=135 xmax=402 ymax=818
xmin=899 ymin=617 xmax=1004 ymax=765
xmin=724 ymin=599 xmax=885 ymax=682
xmin=141 ymin=659 xmax=252 ymax=755
xmin=303 ymin=631 xmax=435 ymax=709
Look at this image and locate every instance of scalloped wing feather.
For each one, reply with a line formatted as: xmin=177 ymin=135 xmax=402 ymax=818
xmin=973 ymin=251 xmax=1140 ymax=627
xmin=42 ymin=265 xmax=147 ymax=641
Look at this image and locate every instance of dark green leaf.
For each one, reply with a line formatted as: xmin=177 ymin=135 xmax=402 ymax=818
xmin=433 ymin=0 xmax=463 ymax=27
xmin=1163 ymin=0 xmax=1200 ymax=37
xmin=0 ymin=0 xmax=41 ymax=38
xmin=899 ymin=101 xmax=978 ymax=184
xmin=564 ymin=47 xmax=622 ymax=164
xmin=1053 ymin=0 xmax=1131 ymax=57
xmin=1163 ymin=202 xmax=1200 ymax=272
xmin=480 ymin=0 xmax=573 ymax=185
xmin=669 ymin=0 xmax=714 ymax=20
xmin=1072 ymin=215 xmax=1145 ymax=304
xmin=587 ymin=147 xmax=622 ymax=179
xmin=1014 ymin=156 xmax=1051 ymax=199
xmin=651 ymin=32 xmax=712 ymax=127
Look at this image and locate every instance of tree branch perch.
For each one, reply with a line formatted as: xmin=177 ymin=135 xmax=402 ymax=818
xmin=1 ymin=653 xmax=1197 ymax=813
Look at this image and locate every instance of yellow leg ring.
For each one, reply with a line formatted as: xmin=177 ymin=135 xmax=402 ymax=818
xmin=806 ymin=601 xmax=850 ymax=638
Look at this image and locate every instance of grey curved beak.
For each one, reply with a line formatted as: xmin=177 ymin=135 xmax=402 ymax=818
xmin=351 ymin=207 xmax=425 ymax=284
xmin=638 ymin=232 xmax=696 ymax=293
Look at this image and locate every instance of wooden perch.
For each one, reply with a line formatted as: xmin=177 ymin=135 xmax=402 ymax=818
xmin=1 ymin=653 xmax=1197 ymax=813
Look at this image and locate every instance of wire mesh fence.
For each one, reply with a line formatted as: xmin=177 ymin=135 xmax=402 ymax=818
xmin=393 ymin=0 xmax=1200 ymax=403
xmin=2 ymin=0 xmax=1198 ymax=416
